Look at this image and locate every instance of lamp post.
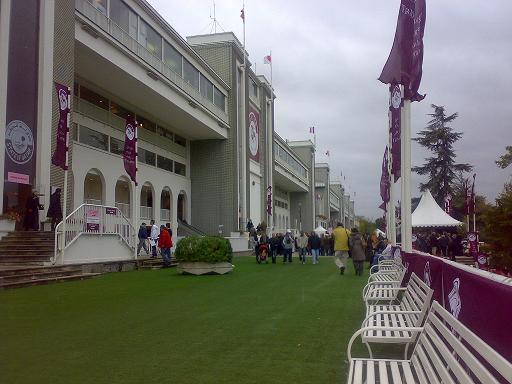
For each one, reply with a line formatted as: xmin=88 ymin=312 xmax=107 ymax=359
xmin=298 ymin=202 xmax=302 ymax=232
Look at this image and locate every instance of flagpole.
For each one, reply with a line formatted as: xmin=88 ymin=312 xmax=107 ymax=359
xmin=60 ymin=87 xmax=71 ymax=264
xmin=472 ymin=174 xmax=476 ymax=233
xmin=401 ymin=92 xmax=412 ymax=252
xmin=133 ymin=123 xmax=138 ymax=262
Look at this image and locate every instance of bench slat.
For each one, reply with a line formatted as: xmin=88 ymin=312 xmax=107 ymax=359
xmin=354 ymin=360 xmax=363 ymax=383
xmin=379 ymin=361 xmax=389 ymax=384
xmin=419 ymin=327 xmax=457 ymax=384
xmin=414 ymin=344 xmax=441 ymax=384
xmin=390 ymin=361 xmax=402 ymax=384
xmin=402 ymin=362 xmax=416 ymax=384
xmin=410 ymin=355 xmax=430 ymax=384
xmin=366 ymin=360 xmax=375 ymax=384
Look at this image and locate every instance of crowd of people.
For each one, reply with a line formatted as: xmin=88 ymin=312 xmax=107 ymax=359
xmin=247 ymin=220 xmax=393 ymax=276
xmin=137 ymin=220 xmax=174 ymax=268
xmin=413 ymin=231 xmax=464 ymax=261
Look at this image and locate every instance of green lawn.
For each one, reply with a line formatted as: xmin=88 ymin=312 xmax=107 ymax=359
xmin=0 ymin=256 xmax=370 ymax=384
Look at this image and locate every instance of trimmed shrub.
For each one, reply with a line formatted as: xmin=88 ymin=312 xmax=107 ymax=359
xmin=175 ymin=236 xmax=233 ymax=263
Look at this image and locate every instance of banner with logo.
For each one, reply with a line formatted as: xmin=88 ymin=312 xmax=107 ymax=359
xmin=467 ymin=231 xmax=478 ymax=257
xmin=52 ymin=83 xmax=70 ymax=170
xmin=85 ymin=208 xmax=100 ymax=231
xmin=4 ymin=0 xmax=40 ymax=186
xmin=389 ymin=83 xmax=401 ymax=182
xmin=378 ymin=0 xmax=426 ymax=101
xmin=402 ymin=250 xmax=512 ymax=364
xmin=123 ymin=117 xmax=137 ymax=184
xmin=248 ymin=107 xmax=260 ymax=162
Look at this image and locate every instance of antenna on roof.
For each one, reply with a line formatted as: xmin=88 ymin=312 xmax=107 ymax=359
xmin=209 ymin=0 xmax=225 ymax=34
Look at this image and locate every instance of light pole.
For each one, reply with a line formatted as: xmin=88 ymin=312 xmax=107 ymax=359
xmin=298 ymin=202 xmax=302 ymax=232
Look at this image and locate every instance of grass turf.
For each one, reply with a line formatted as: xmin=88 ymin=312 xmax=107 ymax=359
xmin=0 ymin=256 xmax=371 ymax=384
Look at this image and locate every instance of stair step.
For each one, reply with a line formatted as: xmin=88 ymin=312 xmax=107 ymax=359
xmin=0 ymin=256 xmax=51 ymax=263
xmin=0 ymin=273 xmax=101 ymax=289
xmin=0 ymin=266 xmax=75 ymax=277
xmin=0 ymin=268 xmax=83 ymax=282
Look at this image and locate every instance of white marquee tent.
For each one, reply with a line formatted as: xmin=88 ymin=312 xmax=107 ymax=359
xmin=412 ymin=190 xmax=464 ymax=227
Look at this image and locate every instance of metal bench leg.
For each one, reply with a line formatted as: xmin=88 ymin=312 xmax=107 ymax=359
xmin=404 ymin=342 xmax=410 ymax=359
xmin=365 ymin=342 xmax=374 ymax=359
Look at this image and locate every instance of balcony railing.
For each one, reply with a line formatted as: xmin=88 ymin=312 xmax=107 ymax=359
xmin=75 ymin=0 xmax=229 ymax=124
xmin=275 ymin=156 xmax=309 ymax=186
xmin=140 ymin=206 xmax=153 ymax=219
xmin=160 ymin=209 xmax=171 ymax=221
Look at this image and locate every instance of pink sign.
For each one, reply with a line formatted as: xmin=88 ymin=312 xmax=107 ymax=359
xmin=7 ymin=172 xmax=30 ymax=184
xmin=86 ymin=209 xmax=100 ymax=231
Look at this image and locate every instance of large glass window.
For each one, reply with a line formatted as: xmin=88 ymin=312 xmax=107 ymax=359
xmin=250 ymin=79 xmax=258 ymax=99
xmin=109 ymin=0 xmax=137 ymax=39
xmin=110 ymin=101 xmax=132 ymax=120
xmin=79 ymin=126 xmax=108 ymax=151
xmin=79 ymin=86 xmax=109 ymax=110
xmin=157 ymin=155 xmax=173 ymax=172
xmin=164 ymin=41 xmax=183 ymax=76
xmin=137 ymin=115 xmax=156 ymax=133
xmin=183 ymin=59 xmax=199 ymax=91
xmin=200 ymin=74 xmax=214 ymax=102
xmin=174 ymin=134 xmax=186 ymax=147
xmin=174 ymin=161 xmax=186 ymax=176
xmin=110 ymin=137 xmax=124 ymax=155
xmin=213 ymin=87 xmax=225 ymax=111
xmin=139 ymin=148 xmax=156 ymax=166
xmin=90 ymin=0 xmax=107 ymax=14
xmin=139 ymin=19 xmax=162 ymax=59
xmin=157 ymin=126 xmax=174 ymax=141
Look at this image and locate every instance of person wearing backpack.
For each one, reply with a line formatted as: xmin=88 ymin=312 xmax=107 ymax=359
xmin=282 ymin=230 xmax=294 ymax=263
xmin=333 ymin=222 xmax=351 ymax=275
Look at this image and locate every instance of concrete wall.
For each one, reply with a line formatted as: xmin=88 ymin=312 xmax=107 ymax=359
xmin=61 ymin=234 xmax=133 ymax=264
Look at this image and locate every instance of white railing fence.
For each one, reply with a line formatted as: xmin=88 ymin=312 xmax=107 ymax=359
xmin=54 ymin=203 xmax=135 ymax=264
xmin=115 ymin=202 xmax=131 ymax=218
xmin=140 ymin=206 xmax=153 ymax=220
xmin=160 ymin=209 xmax=171 ymax=221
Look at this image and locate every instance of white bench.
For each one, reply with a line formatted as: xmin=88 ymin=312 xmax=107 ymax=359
xmin=362 ymin=267 xmax=406 ymax=300
xmin=346 ymin=301 xmax=512 ymax=384
xmin=359 ymin=273 xmax=434 ymax=358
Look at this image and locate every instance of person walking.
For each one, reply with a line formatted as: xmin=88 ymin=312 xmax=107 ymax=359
xmin=349 ymin=228 xmax=366 ymax=276
xmin=158 ymin=225 xmax=172 ymax=268
xmin=269 ymin=233 xmax=279 ymax=264
xmin=297 ymin=232 xmax=308 ymax=264
xmin=46 ymin=188 xmax=63 ymax=231
xmin=282 ymin=230 xmax=294 ymax=263
xmin=137 ymin=222 xmax=150 ymax=257
xmin=309 ymin=231 xmax=321 ymax=264
xmin=333 ymin=222 xmax=350 ymax=274
xmin=149 ymin=219 xmax=159 ymax=258
xmin=24 ymin=190 xmax=41 ymax=231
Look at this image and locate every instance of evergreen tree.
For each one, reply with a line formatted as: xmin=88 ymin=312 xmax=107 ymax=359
xmin=412 ymin=104 xmax=472 ymax=205
xmin=496 ymin=145 xmax=512 ymax=169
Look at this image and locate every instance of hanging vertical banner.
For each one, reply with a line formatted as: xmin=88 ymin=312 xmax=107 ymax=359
xmin=467 ymin=232 xmax=479 ymax=258
xmin=52 ymin=83 xmax=70 ymax=170
xmin=464 ymin=179 xmax=472 ymax=215
xmin=444 ymin=194 xmax=452 ymax=214
xmin=379 ymin=147 xmax=390 ymax=209
xmin=248 ymin=107 xmax=260 ymax=162
xmin=123 ymin=117 xmax=137 ymax=184
xmin=266 ymin=186 xmax=272 ymax=215
xmin=378 ymin=0 xmax=426 ymax=101
xmin=4 ymin=0 xmax=40 ymax=186
xmin=389 ymin=83 xmax=401 ymax=182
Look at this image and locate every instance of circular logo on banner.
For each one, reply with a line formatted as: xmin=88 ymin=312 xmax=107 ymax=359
xmin=126 ymin=124 xmax=135 ymax=141
xmin=58 ymin=89 xmax=68 ymax=111
xmin=248 ymin=112 xmax=259 ymax=157
xmin=412 ymin=234 xmax=418 ymax=242
xmin=468 ymin=233 xmax=477 ymax=242
xmin=477 ymin=255 xmax=487 ymax=265
xmin=391 ymin=85 xmax=401 ymax=109
xmin=5 ymin=120 xmax=34 ymax=165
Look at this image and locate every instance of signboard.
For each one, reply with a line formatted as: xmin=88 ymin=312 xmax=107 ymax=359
xmin=86 ymin=208 xmax=100 ymax=231
xmin=105 ymin=207 xmax=117 ymax=215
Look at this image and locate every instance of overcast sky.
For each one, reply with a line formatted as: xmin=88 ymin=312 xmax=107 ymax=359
xmin=148 ymin=0 xmax=512 ymax=219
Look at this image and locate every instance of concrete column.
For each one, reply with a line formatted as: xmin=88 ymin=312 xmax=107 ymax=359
xmin=36 ymin=0 xmax=55 ymax=215
xmin=0 ymin=0 xmax=12 ymax=214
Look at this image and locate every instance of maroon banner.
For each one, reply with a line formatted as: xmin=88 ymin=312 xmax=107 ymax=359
xmin=266 ymin=186 xmax=272 ymax=215
xmin=442 ymin=265 xmax=512 ymax=363
xmin=467 ymin=231 xmax=478 ymax=257
xmin=379 ymin=147 xmax=390 ymax=210
xmin=402 ymin=250 xmax=512 ymax=364
xmin=379 ymin=0 xmax=426 ymax=102
xmin=389 ymin=83 xmax=401 ymax=182
xmin=248 ymin=107 xmax=260 ymax=162
xmin=4 ymin=0 xmax=40 ymax=186
xmin=123 ymin=117 xmax=137 ymax=185
xmin=52 ymin=83 xmax=70 ymax=170
xmin=402 ymin=252 xmax=444 ymax=303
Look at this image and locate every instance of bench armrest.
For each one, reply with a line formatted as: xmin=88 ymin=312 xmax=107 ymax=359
xmin=363 ymin=285 xmax=405 ymax=300
xmin=347 ymin=326 xmax=423 ymax=362
xmin=362 ymin=310 xmax=422 ymax=326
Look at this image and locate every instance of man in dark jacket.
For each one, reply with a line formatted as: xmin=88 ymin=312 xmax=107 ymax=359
xmin=47 ymin=188 xmax=63 ymax=231
xmin=137 ymin=222 xmax=149 ymax=257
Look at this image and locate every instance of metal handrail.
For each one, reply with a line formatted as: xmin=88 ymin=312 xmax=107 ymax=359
xmin=53 ymin=203 xmax=135 ymax=264
xmin=75 ymin=0 xmax=229 ymax=124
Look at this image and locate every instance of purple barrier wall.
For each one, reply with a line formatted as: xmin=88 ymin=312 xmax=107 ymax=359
xmin=402 ymin=251 xmax=512 ymax=363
